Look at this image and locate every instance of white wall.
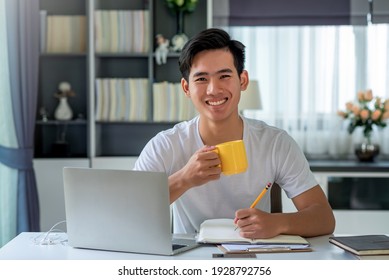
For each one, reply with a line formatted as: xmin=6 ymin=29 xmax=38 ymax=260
xmin=34 ymin=159 xmax=89 ymax=231
xmin=34 ymin=157 xmax=137 ymax=232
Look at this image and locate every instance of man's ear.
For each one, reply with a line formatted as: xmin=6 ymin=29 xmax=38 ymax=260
xmin=181 ymin=78 xmax=190 ymax=97
xmin=240 ymin=70 xmax=249 ymax=91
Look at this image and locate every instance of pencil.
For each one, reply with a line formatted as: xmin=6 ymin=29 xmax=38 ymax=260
xmin=235 ymin=182 xmax=272 ymax=230
xmin=249 ymin=182 xmax=272 ymax=208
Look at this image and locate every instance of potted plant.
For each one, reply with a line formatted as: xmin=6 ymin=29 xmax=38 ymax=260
xmin=165 ymin=0 xmax=198 ymax=52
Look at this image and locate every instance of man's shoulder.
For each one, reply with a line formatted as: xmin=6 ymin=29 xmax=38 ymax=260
xmin=156 ymin=116 xmax=198 ymax=139
xmin=244 ymin=117 xmax=286 ymax=136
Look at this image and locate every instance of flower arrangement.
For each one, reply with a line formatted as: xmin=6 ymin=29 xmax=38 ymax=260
xmin=337 ymin=89 xmax=389 ymax=144
xmin=165 ymin=0 xmax=198 ymax=14
xmin=165 ymin=0 xmax=198 ymax=38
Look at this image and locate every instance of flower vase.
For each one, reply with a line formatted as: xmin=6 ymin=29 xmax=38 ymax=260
xmin=171 ymin=10 xmax=188 ymax=52
xmin=355 ymin=136 xmax=380 ymax=162
xmin=54 ymin=97 xmax=73 ymax=120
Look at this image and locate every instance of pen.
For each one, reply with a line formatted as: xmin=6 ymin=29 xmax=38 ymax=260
xmin=235 ymin=182 xmax=272 ymax=230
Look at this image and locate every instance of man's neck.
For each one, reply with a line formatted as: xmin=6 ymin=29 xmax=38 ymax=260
xmin=198 ymin=114 xmax=244 ymax=146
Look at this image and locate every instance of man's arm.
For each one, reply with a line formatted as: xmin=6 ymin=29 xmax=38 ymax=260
xmin=287 ymin=184 xmax=335 ymax=236
xmin=235 ymin=185 xmax=335 ymax=238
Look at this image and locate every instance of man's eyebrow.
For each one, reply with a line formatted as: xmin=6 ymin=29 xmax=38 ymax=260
xmin=192 ymin=71 xmax=208 ymax=78
xmin=192 ymin=68 xmax=233 ymax=78
xmin=217 ymin=68 xmax=233 ymax=74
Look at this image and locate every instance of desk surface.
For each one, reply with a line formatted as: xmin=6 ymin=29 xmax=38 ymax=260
xmin=0 ymin=232 xmax=357 ymax=260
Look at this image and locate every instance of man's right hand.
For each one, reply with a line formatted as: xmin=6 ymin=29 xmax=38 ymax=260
xmin=168 ymin=146 xmax=221 ymax=203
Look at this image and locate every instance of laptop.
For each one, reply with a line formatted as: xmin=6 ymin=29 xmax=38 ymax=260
xmin=63 ymin=167 xmax=200 ymax=255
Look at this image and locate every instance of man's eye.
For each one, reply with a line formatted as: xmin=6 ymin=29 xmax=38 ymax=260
xmin=220 ymin=75 xmax=231 ymax=79
xmin=195 ymin=77 xmax=207 ymax=82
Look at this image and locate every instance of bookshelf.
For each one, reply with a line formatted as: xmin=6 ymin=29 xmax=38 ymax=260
xmin=35 ymin=0 xmax=209 ymax=159
xmin=36 ymin=0 xmax=87 ymax=158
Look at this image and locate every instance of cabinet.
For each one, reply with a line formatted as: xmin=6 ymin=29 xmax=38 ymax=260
xmin=35 ymin=0 xmax=209 ymax=159
xmin=282 ymin=160 xmax=389 ymax=234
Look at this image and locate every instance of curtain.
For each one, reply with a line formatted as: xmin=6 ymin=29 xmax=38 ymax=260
xmin=0 ymin=0 xmax=40 ymax=246
xmin=228 ymin=24 xmax=389 ymax=159
xmin=212 ymin=0 xmax=370 ymax=27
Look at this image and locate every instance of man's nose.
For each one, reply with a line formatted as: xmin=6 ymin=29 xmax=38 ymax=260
xmin=206 ymin=79 xmax=222 ymax=95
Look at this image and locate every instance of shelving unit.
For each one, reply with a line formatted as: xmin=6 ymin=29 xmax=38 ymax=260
xmin=35 ymin=0 xmax=209 ymax=159
xmin=35 ymin=0 xmax=210 ymax=231
xmin=36 ymin=0 xmax=88 ymax=158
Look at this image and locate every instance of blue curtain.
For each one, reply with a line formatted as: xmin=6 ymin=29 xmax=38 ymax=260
xmin=0 ymin=0 xmax=40 ymax=244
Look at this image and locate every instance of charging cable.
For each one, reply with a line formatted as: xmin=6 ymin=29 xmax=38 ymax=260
xmin=33 ymin=220 xmax=67 ymax=246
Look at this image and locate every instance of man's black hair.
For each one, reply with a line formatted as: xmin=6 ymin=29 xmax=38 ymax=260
xmin=178 ymin=28 xmax=246 ymax=82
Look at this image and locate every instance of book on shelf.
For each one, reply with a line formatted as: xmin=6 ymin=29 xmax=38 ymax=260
xmin=95 ymin=78 xmax=198 ymax=122
xmin=95 ymin=78 xmax=149 ymax=122
xmin=108 ymin=79 xmax=117 ymax=121
xmin=329 ymin=235 xmax=389 ymax=256
xmin=102 ymin=78 xmax=110 ymax=121
xmin=109 ymin=10 xmax=119 ymax=53
xmin=94 ymin=10 xmax=149 ymax=53
xmin=95 ymin=79 xmax=103 ymax=121
xmin=153 ymin=82 xmax=197 ymax=122
xmin=196 ymin=219 xmax=311 ymax=253
xmin=45 ymin=15 xmax=86 ymax=53
xmin=40 ymin=10 xmax=47 ymax=53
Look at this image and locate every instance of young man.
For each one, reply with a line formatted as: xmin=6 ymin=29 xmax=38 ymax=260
xmin=134 ymin=28 xmax=335 ymax=239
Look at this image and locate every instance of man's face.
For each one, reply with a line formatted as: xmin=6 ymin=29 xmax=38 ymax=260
xmin=182 ymin=49 xmax=247 ymax=123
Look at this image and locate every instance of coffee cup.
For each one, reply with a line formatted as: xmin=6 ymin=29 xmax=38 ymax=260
xmin=214 ymin=140 xmax=248 ymax=175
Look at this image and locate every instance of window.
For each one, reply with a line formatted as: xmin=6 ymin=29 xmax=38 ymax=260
xmin=227 ymin=24 xmax=389 ymax=158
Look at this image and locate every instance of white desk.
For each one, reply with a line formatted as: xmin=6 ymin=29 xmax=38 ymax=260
xmin=0 ymin=232 xmax=357 ymax=260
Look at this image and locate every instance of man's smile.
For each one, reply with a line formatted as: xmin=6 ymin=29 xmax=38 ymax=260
xmin=206 ymin=97 xmax=228 ymax=106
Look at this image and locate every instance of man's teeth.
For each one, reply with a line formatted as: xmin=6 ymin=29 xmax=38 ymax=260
xmin=208 ymin=99 xmax=226 ymax=106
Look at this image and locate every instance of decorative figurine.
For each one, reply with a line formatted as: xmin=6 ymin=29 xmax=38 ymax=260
xmin=39 ymin=106 xmax=49 ymax=121
xmin=155 ymin=34 xmax=170 ymax=65
xmin=170 ymin=33 xmax=188 ymax=52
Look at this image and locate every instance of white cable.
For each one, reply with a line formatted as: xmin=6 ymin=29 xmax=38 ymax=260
xmin=34 ymin=220 xmax=67 ymax=245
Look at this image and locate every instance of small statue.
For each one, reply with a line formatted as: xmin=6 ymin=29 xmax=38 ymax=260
xmin=54 ymin=81 xmax=76 ymax=121
xmin=39 ymin=106 xmax=49 ymax=121
xmin=155 ymin=34 xmax=169 ymax=65
xmin=170 ymin=33 xmax=188 ymax=52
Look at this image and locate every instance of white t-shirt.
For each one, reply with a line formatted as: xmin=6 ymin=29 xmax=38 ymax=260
xmin=134 ymin=116 xmax=318 ymax=234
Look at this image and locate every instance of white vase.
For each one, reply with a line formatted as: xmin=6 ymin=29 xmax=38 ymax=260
xmin=54 ymin=97 xmax=73 ymax=120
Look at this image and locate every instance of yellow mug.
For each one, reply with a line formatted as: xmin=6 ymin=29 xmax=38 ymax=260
xmin=215 ymin=140 xmax=248 ymax=175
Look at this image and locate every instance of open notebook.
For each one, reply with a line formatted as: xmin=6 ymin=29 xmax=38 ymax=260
xmin=63 ymin=167 xmax=199 ymax=255
xmin=197 ymin=219 xmax=311 ymax=253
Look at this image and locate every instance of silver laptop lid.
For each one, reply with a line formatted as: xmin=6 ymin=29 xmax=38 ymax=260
xmin=63 ymin=167 xmax=175 ymax=255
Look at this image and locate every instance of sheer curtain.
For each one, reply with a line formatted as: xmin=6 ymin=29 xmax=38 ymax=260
xmin=0 ymin=0 xmax=40 ymax=247
xmin=229 ymin=24 xmax=389 ymax=159
xmin=0 ymin=0 xmax=18 ymax=246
